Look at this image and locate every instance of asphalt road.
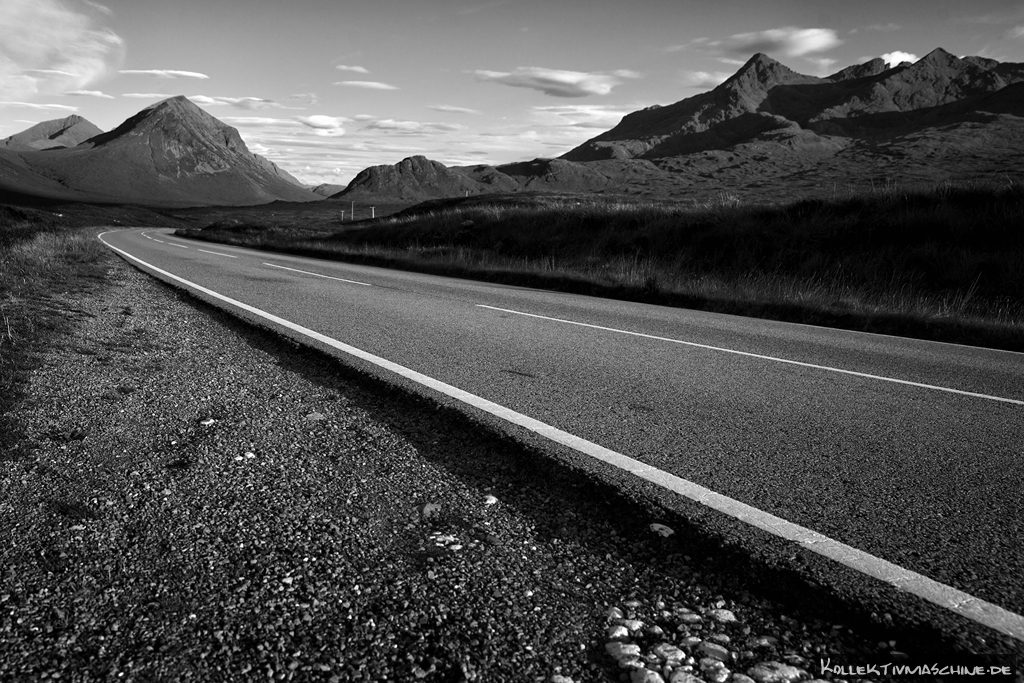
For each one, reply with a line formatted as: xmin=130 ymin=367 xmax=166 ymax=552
xmin=101 ymin=228 xmax=1024 ymax=643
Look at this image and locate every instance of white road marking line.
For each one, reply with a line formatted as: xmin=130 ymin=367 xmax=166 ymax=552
xmin=97 ymin=230 xmax=1024 ymax=641
xmin=168 ymin=242 xmax=188 ymax=249
xmin=198 ymin=249 xmax=239 ymax=258
xmin=151 ymin=239 xmax=164 ymax=243
xmin=263 ymin=262 xmax=372 ymax=286
xmin=477 ymin=305 xmax=1024 ymax=406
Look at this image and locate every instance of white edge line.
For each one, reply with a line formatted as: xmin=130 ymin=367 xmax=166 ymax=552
xmin=96 ymin=231 xmax=1024 ymax=642
xmin=197 ymin=249 xmax=239 ymax=259
xmin=477 ymin=305 xmax=1024 ymax=407
xmin=263 ymin=262 xmax=372 ymax=287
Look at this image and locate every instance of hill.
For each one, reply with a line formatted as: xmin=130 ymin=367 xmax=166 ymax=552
xmin=0 ymin=97 xmax=321 ymax=207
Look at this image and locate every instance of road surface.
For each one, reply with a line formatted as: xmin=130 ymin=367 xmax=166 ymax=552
xmin=100 ymin=227 xmax=1024 ymax=645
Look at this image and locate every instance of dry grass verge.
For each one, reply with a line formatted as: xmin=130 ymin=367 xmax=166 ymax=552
xmin=179 ymin=181 xmax=1024 ymax=350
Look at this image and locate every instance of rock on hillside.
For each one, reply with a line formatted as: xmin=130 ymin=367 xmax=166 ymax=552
xmin=0 ymin=97 xmax=321 ymax=206
xmin=0 ymin=115 xmax=103 ymax=151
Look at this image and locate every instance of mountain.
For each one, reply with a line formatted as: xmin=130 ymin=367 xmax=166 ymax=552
xmin=0 ymin=115 xmax=103 ymax=151
xmin=332 ymin=49 xmax=1024 ymax=207
xmin=332 ymin=155 xmax=665 ymax=201
xmin=562 ymin=48 xmax=1024 ymax=162
xmin=0 ymin=96 xmax=321 ymax=206
xmin=311 ymin=183 xmax=347 ymax=197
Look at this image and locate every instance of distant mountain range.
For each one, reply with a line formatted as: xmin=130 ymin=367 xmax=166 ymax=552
xmin=336 ymin=48 xmax=1024 ymax=203
xmin=2 ymin=48 xmax=1022 ymax=208
xmin=0 ymin=96 xmax=319 ymax=206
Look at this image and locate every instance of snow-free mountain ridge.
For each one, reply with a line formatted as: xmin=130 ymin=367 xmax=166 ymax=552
xmin=0 ymin=96 xmax=319 ymax=206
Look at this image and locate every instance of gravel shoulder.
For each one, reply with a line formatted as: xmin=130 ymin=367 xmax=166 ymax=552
xmin=0 ymin=245 xmax=1007 ymax=682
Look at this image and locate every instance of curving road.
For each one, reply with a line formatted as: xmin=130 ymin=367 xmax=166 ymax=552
xmin=100 ymin=227 xmax=1024 ymax=644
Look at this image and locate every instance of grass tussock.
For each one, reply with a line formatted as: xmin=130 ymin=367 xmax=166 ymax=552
xmin=180 ymin=180 xmax=1024 ymax=349
xmin=1 ymin=205 xmax=112 ymax=454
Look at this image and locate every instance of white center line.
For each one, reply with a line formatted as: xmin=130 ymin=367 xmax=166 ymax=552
xmin=93 ymin=231 xmax=1024 ymax=642
xmin=477 ymin=305 xmax=1024 ymax=406
xmin=263 ymin=262 xmax=372 ymax=286
xmin=151 ymin=239 xmax=164 ymax=243
xmin=168 ymin=242 xmax=188 ymax=249
xmin=198 ymin=249 xmax=239 ymax=258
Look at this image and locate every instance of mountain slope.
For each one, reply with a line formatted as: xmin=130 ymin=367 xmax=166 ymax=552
xmin=1 ymin=97 xmax=320 ymax=206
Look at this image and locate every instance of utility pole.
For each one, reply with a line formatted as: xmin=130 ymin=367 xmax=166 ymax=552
xmin=370 ymin=206 xmax=375 ymax=219
xmin=340 ymin=210 xmax=345 ymax=221
xmin=351 ymin=201 xmax=355 ymax=220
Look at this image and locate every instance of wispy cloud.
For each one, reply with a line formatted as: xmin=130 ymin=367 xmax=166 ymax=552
xmin=363 ymin=118 xmax=465 ymax=134
xmin=335 ymin=65 xmax=369 ymax=73
xmin=187 ymin=95 xmax=277 ymax=110
xmin=472 ymin=67 xmax=637 ymax=97
xmin=119 ymin=69 xmax=209 ymax=79
xmin=428 ymin=104 xmax=481 ymax=114
xmin=880 ymin=51 xmax=919 ymax=67
xmin=0 ymin=101 xmax=79 ymax=111
xmin=222 ymin=116 xmax=301 ymax=127
xmin=680 ymin=71 xmax=733 ymax=89
xmin=122 ymin=93 xmax=168 ymax=99
xmin=334 ymin=81 xmax=399 ymax=90
xmin=65 ymin=89 xmax=113 ymax=98
xmin=296 ymin=115 xmax=348 ymax=131
xmin=711 ymin=27 xmax=842 ymax=57
xmin=1008 ymin=25 xmax=1024 ymax=39
xmin=530 ymin=104 xmax=634 ymax=129
xmin=285 ymin=92 xmax=317 ymax=107
xmin=0 ymin=0 xmax=125 ymax=100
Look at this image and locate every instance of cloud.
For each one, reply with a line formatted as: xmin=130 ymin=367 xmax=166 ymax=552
xmin=221 ymin=116 xmax=301 ymax=127
xmin=122 ymin=93 xmax=167 ymax=98
xmin=65 ymin=88 xmax=113 ymax=98
xmin=680 ymin=71 xmax=732 ymax=89
xmin=284 ymin=92 xmax=317 ymax=107
xmin=428 ymin=104 xmax=481 ymax=114
xmin=1008 ymin=25 xmax=1024 ymax=39
xmin=880 ymin=51 xmax=919 ymax=67
xmin=0 ymin=100 xmax=79 ymax=111
xmin=187 ymin=95 xmax=282 ymax=110
xmin=0 ymin=0 xmax=125 ymax=100
xmin=531 ymin=104 xmax=636 ymax=129
xmin=472 ymin=67 xmax=636 ymax=97
xmin=119 ymin=69 xmax=209 ymax=79
xmin=334 ymin=80 xmax=399 ymax=90
xmin=335 ymin=65 xmax=369 ymax=73
xmin=711 ymin=27 xmax=842 ymax=57
xmin=296 ymin=115 xmax=347 ymax=130
xmin=363 ymin=118 xmax=466 ymax=134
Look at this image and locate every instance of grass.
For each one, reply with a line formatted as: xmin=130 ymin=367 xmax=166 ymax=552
xmin=178 ymin=180 xmax=1024 ymax=351
xmin=0 ymin=204 xmax=115 ymax=458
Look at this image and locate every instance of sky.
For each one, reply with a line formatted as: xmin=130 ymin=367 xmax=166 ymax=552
xmin=2 ymin=0 xmax=1024 ymax=187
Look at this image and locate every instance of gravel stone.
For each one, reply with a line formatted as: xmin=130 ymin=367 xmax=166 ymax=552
xmin=746 ymin=661 xmax=809 ymax=683
xmin=631 ymin=668 xmax=667 ymax=683
xmin=708 ymin=608 xmax=738 ymax=624
xmin=697 ymin=641 xmax=732 ymax=662
xmin=669 ymin=672 xmax=702 ymax=683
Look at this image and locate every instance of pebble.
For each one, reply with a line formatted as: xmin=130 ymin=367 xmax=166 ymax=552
xmin=549 ymin=676 xmax=574 ymax=683
xmin=631 ymin=669 xmax=666 ymax=683
xmin=746 ymin=661 xmax=809 ymax=683
xmin=669 ymin=672 xmax=702 ymax=683
xmin=619 ymin=619 xmax=645 ymax=633
xmin=606 ymin=642 xmax=642 ymax=663
xmin=651 ymin=643 xmax=686 ymax=665
xmin=707 ymin=608 xmax=738 ymax=624
xmin=607 ymin=625 xmax=630 ymax=640
xmin=696 ymin=641 xmax=731 ymax=662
